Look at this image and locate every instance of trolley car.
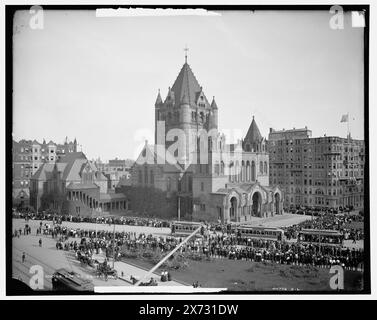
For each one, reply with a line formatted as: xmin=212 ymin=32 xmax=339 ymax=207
xmin=297 ymin=229 xmax=344 ymax=247
xmin=171 ymin=221 xmax=203 ymax=237
xmin=235 ymin=225 xmax=285 ymax=241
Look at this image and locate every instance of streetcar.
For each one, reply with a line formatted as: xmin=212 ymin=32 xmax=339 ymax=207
xmin=52 ymin=268 xmax=94 ymax=291
xmin=171 ymin=221 xmax=203 ymax=237
xmin=297 ymin=229 xmax=344 ymax=247
xmin=234 ymin=225 xmax=285 ymax=241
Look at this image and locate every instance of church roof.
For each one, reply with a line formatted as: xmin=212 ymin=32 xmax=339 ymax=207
xmin=134 ymin=143 xmax=183 ymax=172
xmin=57 ymin=152 xmax=87 ymax=180
xmin=210 ymin=96 xmax=218 ymax=110
xmin=66 ymin=182 xmax=99 ymax=190
xmin=155 ymin=90 xmax=162 ymax=105
xmin=171 ymin=63 xmax=202 ymax=108
xmin=244 ymin=117 xmax=263 ymax=143
xmin=31 ymin=163 xmax=59 ymax=180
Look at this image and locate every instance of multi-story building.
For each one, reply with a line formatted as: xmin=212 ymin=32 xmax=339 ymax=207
xmin=12 ymin=138 xmax=78 ymax=208
xmin=268 ymin=128 xmax=364 ymax=211
xmin=94 ymin=158 xmax=132 ymax=189
xmin=12 ymin=140 xmax=33 ymax=207
xmin=29 ymin=152 xmax=128 ymax=216
xmin=131 ymin=56 xmax=284 ymax=222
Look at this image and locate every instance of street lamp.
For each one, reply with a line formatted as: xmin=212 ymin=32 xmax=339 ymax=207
xmin=177 ymin=195 xmax=181 ymax=221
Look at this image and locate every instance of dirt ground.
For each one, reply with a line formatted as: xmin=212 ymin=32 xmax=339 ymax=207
xmin=123 ymin=257 xmax=363 ymax=292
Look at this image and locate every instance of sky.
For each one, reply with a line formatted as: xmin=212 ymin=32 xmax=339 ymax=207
xmin=12 ymin=9 xmax=365 ymax=161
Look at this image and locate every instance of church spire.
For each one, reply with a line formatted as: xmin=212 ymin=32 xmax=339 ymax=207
xmin=211 ymin=96 xmax=218 ymax=110
xmin=155 ymin=89 xmax=162 ymax=106
xmin=184 ymin=45 xmax=189 ymax=64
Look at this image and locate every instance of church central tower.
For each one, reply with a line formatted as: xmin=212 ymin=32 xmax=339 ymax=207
xmin=154 ymin=59 xmax=218 ymax=164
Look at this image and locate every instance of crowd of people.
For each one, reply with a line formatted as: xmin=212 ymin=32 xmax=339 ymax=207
xmin=30 ymin=222 xmax=363 ymax=271
xmin=283 ymin=212 xmax=364 ymax=242
xmin=13 ymin=210 xmax=365 ymax=272
xmin=13 ymin=211 xmax=171 ymax=228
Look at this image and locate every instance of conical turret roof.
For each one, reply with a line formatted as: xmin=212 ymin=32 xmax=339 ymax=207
xmin=171 ymin=62 xmax=202 ymax=107
xmin=155 ymin=90 xmax=163 ymax=105
xmin=211 ymin=96 xmax=218 ymax=110
xmin=244 ymin=116 xmax=263 ymax=143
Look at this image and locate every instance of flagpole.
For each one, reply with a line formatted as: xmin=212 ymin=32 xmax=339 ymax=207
xmin=347 ymin=112 xmax=350 ymax=138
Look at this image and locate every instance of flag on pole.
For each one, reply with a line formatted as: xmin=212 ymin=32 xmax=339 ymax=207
xmin=340 ymin=114 xmax=349 ymax=122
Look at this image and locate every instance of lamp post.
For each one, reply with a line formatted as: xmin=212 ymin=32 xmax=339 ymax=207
xmin=177 ymin=195 xmax=181 ymax=221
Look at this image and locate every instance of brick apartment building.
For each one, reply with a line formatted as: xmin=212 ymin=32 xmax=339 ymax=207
xmin=12 ymin=137 xmax=78 ymax=208
xmin=268 ymin=127 xmax=365 ymax=211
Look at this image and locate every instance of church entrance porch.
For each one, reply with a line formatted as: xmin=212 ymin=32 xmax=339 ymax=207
xmin=211 ymin=182 xmax=284 ymax=223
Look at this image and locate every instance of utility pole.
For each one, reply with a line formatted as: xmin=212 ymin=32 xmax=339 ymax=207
xmin=177 ymin=196 xmax=181 ymax=221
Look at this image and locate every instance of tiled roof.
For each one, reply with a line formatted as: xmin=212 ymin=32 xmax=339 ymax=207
xmin=244 ymin=117 xmax=263 ymax=143
xmin=134 ymin=144 xmax=183 ymax=172
xmin=13 ymin=188 xmax=30 ymax=198
xmin=66 ymin=182 xmax=99 ymax=190
xmin=58 ymin=152 xmax=87 ymax=180
xmin=171 ymin=63 xmax=203 ymax=108
xmin=31 ymin=163 xmax=55 ymax=180
xmin=63 ymin=158 xmax=88 ymax=180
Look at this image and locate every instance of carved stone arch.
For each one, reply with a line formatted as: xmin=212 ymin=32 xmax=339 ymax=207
xmin=226 ymin=189 xmax=241 ymax=207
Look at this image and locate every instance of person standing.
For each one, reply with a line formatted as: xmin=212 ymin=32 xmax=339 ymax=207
xmin=22 ymin=252 xmax=25 ymax=263
xmin=39 ymin=238 xmax=42 ymax=247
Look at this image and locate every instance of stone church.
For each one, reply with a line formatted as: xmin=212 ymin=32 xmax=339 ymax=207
xmin=132 ymin=56 xmax=284 ymax=223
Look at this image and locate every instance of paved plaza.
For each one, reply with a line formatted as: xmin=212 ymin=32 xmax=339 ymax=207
xmin=244 ymin=213 xmax=313 ymax=228
xmin=12 ymin=213 xmax=363 ymax=292
xmin=12 ymin=219 xmax=183 ymax=291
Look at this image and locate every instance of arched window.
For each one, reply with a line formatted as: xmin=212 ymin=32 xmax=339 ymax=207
xmin=264 ymin=161 xmax=268 ymax=174
xmin=251 ymin=161 xmax=256 ymax=181
xmin=241 ymin=160 xmax=245 ymax=181
xmin=229 ymin=161 xmax=234 ymax=182
xmin=260 ymin=161 xmax=263 ymax=174
xmin=220 ymin=161 xmax=225 ymax=175
xmin=246 ymin=161 xmax=250 ymax=181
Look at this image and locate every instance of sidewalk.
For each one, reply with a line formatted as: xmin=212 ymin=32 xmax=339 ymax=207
xmin=91 ymin=252 xmax=184 ymax=286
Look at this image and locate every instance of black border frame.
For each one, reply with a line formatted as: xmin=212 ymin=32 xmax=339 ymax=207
xmin=5 ymin=4 xmax=371 ymax=296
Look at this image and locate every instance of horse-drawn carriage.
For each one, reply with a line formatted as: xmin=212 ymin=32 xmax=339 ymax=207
xmin=76 ymin=250 xmax=97 ymax=268
xmin=95 ymin=261 xmax=118 ymax=280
